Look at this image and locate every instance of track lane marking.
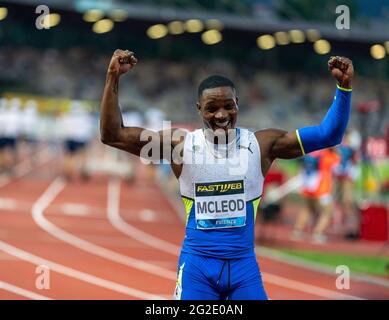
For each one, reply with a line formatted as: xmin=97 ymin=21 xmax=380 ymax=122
xmin=0 ymin=240 xmax=163 ymax=299
xmin=0 ymin=280 xmax=52 ymax=300
xmin=0 ymin=146 xmax=54 ymax=188
xmin=0 ymin=152 xmax=166 ymax=299
xmin=32 ymin=177 xmax=177 ymax=281
xmin=108 ymin=178 xmax=180 ymax=256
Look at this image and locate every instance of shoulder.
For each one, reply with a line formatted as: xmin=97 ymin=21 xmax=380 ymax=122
xmin=254 ymin=128 xmax=289 ymax=149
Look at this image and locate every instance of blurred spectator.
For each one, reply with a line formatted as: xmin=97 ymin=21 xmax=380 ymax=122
xmin=291 ymin=148 xmax=340 ymax=244
xmin=333 ymin=130 xmax=361 ymax=240
xmin=0 ymin=99 xmax=8 ymax=175
xmin=19 ymin=100 xmax=39 ymax=162
xmin=58 ymin=102 xmax=96 ymax=181
xmin=1 ymin=46 xmax=388 ymax=134
xmin=0 ymin=98 xmax=22 ymax=175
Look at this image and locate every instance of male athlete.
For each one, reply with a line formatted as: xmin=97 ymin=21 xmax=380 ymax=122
xmin=100 ymin=49 xmax=353 ymax=300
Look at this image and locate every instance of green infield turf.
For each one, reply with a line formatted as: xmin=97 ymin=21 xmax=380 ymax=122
xmin=277 ymin=248 xmax=389 ymax=277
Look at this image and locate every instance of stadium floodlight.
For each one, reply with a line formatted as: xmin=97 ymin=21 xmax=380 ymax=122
xmin=274 ymin=31 xmax=290 ymax=45
xmin=92 ymin=19 xmax=114 ymax=34
xmin=42 ymin=13 xmax=61 ymax=29
xmin=257 ymin=35 xmax=275 ymax=50
xmin=185 ymin=19 xmax=204 ymax=33
xmin=205 ymin=19 xmax=223 ymax=31
xmin=385 ymin=41 xmax=389 ymax=54
xmin=313 ymin=39 xmax=331 ymax=55
xmin=168 ymin=21 xmax=185 ymax=35
xmin=83 ymin=9 xmax=104 ymax=22
xmin=306 ymin=29 xmax=321 ymax=42
xmin=370 ymin=44 xmax=386 ymax=60
xmin=0 ymin=7 xmax=7 ymax=21
xmin=289 ymin=29 xmax=305 ymax=43
xmin=108 ymin=9 xmax=128 ymax=22
xmin=201 ymin=29 xmax=222 ymax=45
xmin=147 ymin=24 xmax=168 ymax=39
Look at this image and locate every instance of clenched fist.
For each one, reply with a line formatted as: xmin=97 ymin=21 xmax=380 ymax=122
xmin=328 ymin=56 xmax=353 ymax=89
xmin=107 ymin=49 xmax=138 ymax=76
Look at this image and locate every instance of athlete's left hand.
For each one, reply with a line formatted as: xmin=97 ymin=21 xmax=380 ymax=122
xmin=328 ymin=56 xmax=353 ymax=89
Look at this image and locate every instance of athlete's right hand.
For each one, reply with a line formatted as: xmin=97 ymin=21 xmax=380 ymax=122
xmin=107 ymin=49 xmax=138 ymax=76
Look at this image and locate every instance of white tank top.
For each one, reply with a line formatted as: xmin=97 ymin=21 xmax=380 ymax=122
xmin=179 ymin=128 xmax=264 ymax=258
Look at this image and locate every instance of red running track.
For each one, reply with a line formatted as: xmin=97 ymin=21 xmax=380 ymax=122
xmin=0 ymin=159 xmax=389 ymax=300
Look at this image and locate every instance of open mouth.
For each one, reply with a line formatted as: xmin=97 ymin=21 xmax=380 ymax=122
xmin=214 ymin=120 xmax=230 ymax=129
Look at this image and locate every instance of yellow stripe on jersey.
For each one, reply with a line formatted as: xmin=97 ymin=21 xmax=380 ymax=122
xmin=181 ymin=197 xmax=194 ymax=225
xmin=174 ymin=262 xmax=185 ymax=300
xmin=295 ymin=129 xmax=306 ymax=155
xmin=253 ymin=197 xmax=261 ymax=222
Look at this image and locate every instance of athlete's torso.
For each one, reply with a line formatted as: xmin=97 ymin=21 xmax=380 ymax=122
xmin=179 ymin=128 xmax=263 ymax=258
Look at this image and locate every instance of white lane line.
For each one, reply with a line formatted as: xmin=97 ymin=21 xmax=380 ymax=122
xmin=156 ymin=179 xmax=186 ymax=224
xmin=0 ymin=280 xmax=52 ymax=300
xmin=60 ymin=203 xmax=91 ymax=216
xmin=32 ymin=177 xmax=177 ymax=281
xmin=139 ymin=209 xmax=157 ymax=222
xmin=0 ymin=146 xmax=54 ymax=188
xmin=0 ymin=240 xmax=163 ymax=300
xmin=0 ymin=197 xmax=18 ymax=210
xmin=262 ymin=272 xmax=364 ymax=300
xmin=108 ymin=179 xmax=180 ymax=256
xmin=108 ymin=180 xmax=366 ymax=300
xmin=0 ymin=150 xmax=164 ymax=299
xmin=27 ymin=177 xmax=164 ymax=299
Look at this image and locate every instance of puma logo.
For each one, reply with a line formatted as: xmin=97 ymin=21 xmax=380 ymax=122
xmin=239 ymin=143 xmax=253 ymax=154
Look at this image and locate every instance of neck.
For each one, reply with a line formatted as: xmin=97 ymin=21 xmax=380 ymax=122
xmin=203 ymin=128 xmax=236 ymax=145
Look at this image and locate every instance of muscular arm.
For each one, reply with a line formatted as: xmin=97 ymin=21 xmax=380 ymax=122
xmin=255 ymin=129 xmax=302 ymax=176
xmin=100 ymin=71 xmax=154 ymax=156
xmin=256 ymin=56 xmax=354 ymax=176
xmin=100 ymin=49 xmax=186 ymax=177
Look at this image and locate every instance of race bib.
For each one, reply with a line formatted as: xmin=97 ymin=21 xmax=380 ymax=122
xmin=194 ymin=180 xmax=246 ymax=229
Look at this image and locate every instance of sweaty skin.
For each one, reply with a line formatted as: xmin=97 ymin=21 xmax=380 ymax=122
xmin=100 ymin=50 xmax=354 ymax=178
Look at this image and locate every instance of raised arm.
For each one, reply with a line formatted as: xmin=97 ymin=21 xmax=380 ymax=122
xmin=100 ymin=49 xmax=186 ymax=177
xmin=100 ymin=49 xmax=147 ymax=155
xmin=256 ymin=56 xmax=354 ymax=176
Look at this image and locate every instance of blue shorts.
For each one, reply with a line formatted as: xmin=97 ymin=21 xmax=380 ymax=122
xmin=0 ymin=138 xmax=6 ymax=149
xmin=174 ymin=252 xmax=268 ymax=300
xmin=65 ymin=140 xmax=87 ymax=154
xmin=0 ymin=137 xmax=16 ymax=149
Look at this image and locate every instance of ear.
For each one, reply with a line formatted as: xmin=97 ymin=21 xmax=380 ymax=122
xmin=196 ymin=102 xmax=201 ymax=113
xmin=236 ymin=97 xmax=239 ymax=110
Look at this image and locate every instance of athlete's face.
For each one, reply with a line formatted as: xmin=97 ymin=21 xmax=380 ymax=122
xmin=197 ymin=86 xmax=238 ymax=133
